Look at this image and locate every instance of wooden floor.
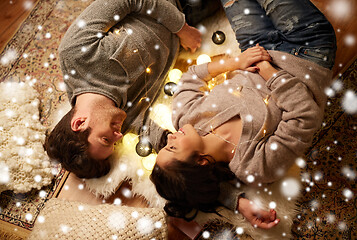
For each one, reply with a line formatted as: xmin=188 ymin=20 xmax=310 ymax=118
xmin=0 ymin=0 xmax=39 ymax=53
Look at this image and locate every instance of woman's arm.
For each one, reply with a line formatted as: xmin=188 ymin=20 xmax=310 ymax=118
xmin=231 ymin=62 xmax=324 ymax=184
xmin=256 ymin=61 xmax=279 ymax=81
xmin=238 ymin=197 xmax=280 ymax=229
xmin=207 ymin=45 xmax=272 ymax=78
xmin=218 ymin=182 xmax=279 ymax=229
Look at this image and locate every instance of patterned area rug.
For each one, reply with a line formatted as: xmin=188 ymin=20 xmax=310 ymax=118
xmin=0 ymin=0 xmax=71 ymax=239
xmin=0 ymin=0 xmax=356 ymax=239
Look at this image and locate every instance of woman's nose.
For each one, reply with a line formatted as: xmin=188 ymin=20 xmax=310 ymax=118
xmin=168 ymin=133 xmax=176 ymax=140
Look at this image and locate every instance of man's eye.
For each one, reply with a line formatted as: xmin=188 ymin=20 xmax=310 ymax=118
xmin=103 ymin=137 xmax=109 ymax=143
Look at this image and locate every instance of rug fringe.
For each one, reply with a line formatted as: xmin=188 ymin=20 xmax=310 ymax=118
xmin=0 ymin=220 xmax=30 ymax=240
xmin=0 ymin=230 xmax=26 ymax=240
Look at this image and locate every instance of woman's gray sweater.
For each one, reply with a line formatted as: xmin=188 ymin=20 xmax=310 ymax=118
xmin=172 ymin=50 xmax=333 ymax=186
xmin=58 ymin=0 xmax=185 ymax=132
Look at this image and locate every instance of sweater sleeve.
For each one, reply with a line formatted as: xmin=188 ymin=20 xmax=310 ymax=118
xmin=171 ymin=63 xmax=212 ymax=129
xmin=218 ymin=181 xmax=245 ymax=211
xmin=61 ymin=0 xmax=185 ymax=46
xmin=232 ymin=70 xmax=324 ymax=185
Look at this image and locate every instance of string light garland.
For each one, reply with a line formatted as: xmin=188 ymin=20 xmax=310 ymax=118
xmin=209 ymin=125 xmax=237 ymax=154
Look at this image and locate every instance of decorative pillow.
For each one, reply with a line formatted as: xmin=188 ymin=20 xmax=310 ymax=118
xmin=28 ymin=198 xmax=168 ymax=240
xmin=0 ymin=81 xmax=53 ymax=193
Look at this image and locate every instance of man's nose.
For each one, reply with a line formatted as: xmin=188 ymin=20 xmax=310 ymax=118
xmin=114 ymin=131 xmax=123 ymax=141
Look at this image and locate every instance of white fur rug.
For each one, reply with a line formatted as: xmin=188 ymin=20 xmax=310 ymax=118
xmin=53 ymin=9 xmax=301 ymax=240
xmin=0 ymin=81 xmax=54 ymax=193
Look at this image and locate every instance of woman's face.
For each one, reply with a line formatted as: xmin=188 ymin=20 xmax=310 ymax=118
xmin=156 ymin=124 xmax=203 ymax=168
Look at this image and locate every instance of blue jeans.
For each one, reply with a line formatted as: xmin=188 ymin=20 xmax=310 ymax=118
xmin=221 ymin=0 xmax=337 ymax=69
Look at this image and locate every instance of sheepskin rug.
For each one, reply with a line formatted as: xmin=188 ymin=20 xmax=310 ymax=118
xmin=0 ymin=81 xmax=54 ymax=193
xmin=53 ymin=8 xmax=302 ymax=240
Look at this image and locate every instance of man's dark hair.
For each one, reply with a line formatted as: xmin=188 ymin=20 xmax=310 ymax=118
xmin=150 ymin=152 xmax=235 ymax=221
xmin=44 ymin=107 xmax=110 ymax=178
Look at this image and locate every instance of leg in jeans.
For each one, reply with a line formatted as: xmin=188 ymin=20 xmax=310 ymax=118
xmin=220 ymin=0 xmax=279 ymax=51
xmin=221 ymin=0 xmax=336 ymax=69
xmin=255 ymin=0 xmax=336 ymax=68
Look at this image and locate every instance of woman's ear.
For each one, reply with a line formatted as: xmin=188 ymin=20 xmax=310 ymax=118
xmin=71 ymin=117 xmax=87 ymax=132
xmin=197 ymin=155 xmax=211 ymax=166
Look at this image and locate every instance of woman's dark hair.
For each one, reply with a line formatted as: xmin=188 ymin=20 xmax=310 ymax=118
xmin=44 ymin=107 xmax=110 ymax=179
xmin=150 ymin=152 xmax=235 ymax=221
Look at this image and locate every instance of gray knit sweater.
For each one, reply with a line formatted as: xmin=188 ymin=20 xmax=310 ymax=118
xmin=173 ymin=50 xmax=333 ymax=185
xmin=59 ymin=0 xmax=185 ymax=133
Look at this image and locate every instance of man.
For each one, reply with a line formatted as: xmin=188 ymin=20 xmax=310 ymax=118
xmin=45 ymin=0 xmax=201 ymax=178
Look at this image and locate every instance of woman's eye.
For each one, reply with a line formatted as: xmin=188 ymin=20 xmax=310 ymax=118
xmin=169 ymin=146 xmax=175 ymax=150
xmin=103 ymin=137 xmax=109 ymax=143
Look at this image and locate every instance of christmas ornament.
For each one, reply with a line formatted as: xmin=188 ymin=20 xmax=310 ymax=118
xmin=136 ymin=139 xmax=153 ymax=157
xmin=212 ymin=31 xmax=226 ymax=45
xmin=164 ymin=82 xmax=177 ymax=96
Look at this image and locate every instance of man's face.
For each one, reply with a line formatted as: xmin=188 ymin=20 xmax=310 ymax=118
xmin=86 ymin=105 xmax=127 ymax=160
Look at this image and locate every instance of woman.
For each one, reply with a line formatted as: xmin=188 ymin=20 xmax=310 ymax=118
xmin=150 ymin=0 xmax=336 ymax=228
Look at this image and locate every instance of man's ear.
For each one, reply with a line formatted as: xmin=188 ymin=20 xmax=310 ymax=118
xmin=71 ymin=117 xmax=87 ymax=132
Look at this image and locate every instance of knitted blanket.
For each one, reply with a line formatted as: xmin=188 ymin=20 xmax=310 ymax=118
xmin=0 ymin=81 xmax=53 ymax=193
xmin=28 ymin=198 xmax=168 ymax=240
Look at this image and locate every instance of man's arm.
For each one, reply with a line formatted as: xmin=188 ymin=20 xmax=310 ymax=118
xmin=61 ymin=0 xmax=201 ymax=53
xmin=60 ymin=0 xmax=186 ymax=49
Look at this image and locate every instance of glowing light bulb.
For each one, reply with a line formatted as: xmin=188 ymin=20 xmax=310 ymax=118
xmin=168 ymin=69 xmax=182 ymax=83
xmin=208 ymin=82 xmax=215 ymax=90
xmin=122 ymin=133 xmax=139 ymax=148
xmin=150 ymin=104 xmax=175 ymax=132
xmin=146 ymin=67 xmax=151 ymax=74
xmin=197 ymin=54 xmax=211 ymax=65
xmin=141 ymin=153 xmax=157 ymax=171
xmin=263 ymin=96 xmax=270 ymax=105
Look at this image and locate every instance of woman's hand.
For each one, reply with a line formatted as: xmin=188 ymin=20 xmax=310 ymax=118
xmin=207 ymin=45 xmax=271 ymax=78
xmin=237 ymin=197 xmax=280 ymax=229
xmin=234 ymin=44 xmax=272 ymax=72
xmin=176 ymin=23 xmax=202 ymax=53
xmin=256 ymin=61 xmax=279 ymax=81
